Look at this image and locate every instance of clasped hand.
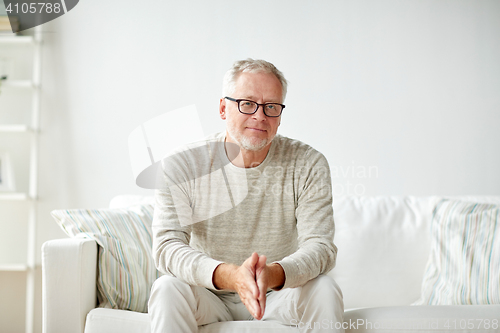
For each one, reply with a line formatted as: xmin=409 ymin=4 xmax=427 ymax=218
xmin=213 ymin=252 xmax=285 ymax=320
xmin=234 ymin=252 xmax=269 ymax=320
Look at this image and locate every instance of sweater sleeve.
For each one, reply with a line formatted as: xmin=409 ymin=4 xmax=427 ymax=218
xmin=151 ymin=159 xmax=223 ymax=290
xmin=274 ymin=149 xmax=337 ymax=289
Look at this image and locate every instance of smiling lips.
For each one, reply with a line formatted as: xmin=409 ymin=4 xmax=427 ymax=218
xmin=246 ymin=127 xmax=266 ymax=132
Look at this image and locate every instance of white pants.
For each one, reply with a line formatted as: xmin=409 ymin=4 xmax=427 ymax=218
xmin=148 ymin=274 xmax=345 ymax=333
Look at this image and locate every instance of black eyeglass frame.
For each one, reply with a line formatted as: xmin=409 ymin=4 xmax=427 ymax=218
xmin=224 ymin=96 xmax=285 ymax=117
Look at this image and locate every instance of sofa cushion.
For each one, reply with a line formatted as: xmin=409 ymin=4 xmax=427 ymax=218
xmin=415 ymin=199 xmax=500 ymax=305
xmin=344 ymin=305 xmax=500 ymax=332
xmin=329 ymin=196 xmax=434 ymax=309
xmin=51 ymin=205 xmax=160 ymax=312
xmin=84 ymin=308 xmax=298 ymax=333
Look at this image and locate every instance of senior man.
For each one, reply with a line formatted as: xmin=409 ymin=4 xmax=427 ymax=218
xmin=149 ymin=59 xmax=344 ymax=332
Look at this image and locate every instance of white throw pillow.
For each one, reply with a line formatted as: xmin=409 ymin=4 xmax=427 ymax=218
xmin=415 ymin=199 xmax=500 ymax=305
xmin=51 ymin=204 xmax=160 ymax=312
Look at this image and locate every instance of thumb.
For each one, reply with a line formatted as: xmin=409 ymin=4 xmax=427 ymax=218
xmin=249 ymin=252 xmax=259 ymax=268
xmin=257 ymin=255 xmax=267 ymax=271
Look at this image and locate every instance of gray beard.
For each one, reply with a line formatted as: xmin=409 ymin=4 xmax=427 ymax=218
xmin=228 ymin=130 xmax=268 ymax=152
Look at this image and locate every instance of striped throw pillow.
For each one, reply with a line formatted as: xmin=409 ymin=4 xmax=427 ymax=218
xmin=51 ymin=204 xmax=160 ymax=312
xmin=415 ymin=199 xmax=500 ymax=305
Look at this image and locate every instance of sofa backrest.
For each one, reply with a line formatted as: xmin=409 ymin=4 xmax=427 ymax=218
xmin=329 ymin=195 xmax=500 ymax=310
xmin=329 ymin=196 xmax=434 ymax=310
xmin=110 ymin=195 xmax=500 ymax=310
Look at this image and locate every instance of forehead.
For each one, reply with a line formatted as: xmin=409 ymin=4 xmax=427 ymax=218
xmin=233 ymin=72 xmax=283 ymax=102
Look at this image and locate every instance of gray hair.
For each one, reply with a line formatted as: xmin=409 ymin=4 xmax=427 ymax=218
xmin=222 ymin=59 xmax=288 ymax=102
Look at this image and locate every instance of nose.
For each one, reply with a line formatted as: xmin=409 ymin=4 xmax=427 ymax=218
xmin=252 ymin=105 xmax=267 ymax=120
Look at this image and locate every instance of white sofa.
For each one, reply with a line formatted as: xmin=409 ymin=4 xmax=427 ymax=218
xmin=42 ymin=195 xmax=500 ymax=333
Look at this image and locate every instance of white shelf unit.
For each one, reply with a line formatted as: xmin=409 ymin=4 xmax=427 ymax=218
xmin=0 ymin=264 xmax=29 ymax=272
xmin=2 ymin=79 xmax=34 ymax=88
xmin=0 ymin=27 xmax=42 ymax=333
xmin=0 ymin=124 xmax=32 ymax=132
xmin=0 ymin=192 xmax=30 ymax=200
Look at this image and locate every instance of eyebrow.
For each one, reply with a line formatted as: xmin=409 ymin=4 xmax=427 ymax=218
xmin=240 ymin=96 xmax=257 ymax=101
xmin=240 ymin=96 xmax=281 ymax=103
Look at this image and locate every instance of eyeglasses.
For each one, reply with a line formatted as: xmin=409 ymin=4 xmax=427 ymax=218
xmin=224 ymin=97 xmax=285 ymax=117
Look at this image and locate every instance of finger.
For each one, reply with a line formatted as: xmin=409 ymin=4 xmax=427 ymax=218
xmin=256 ymin=256 xmax=268 ymax=319
xmin=257 ymin=255 xmax=267 ymax=271
xmin=242 ymin=289 xmax=261 ymax=319
xmin=249 ymin=281 xmax=259 ymax=301
xmin=249 ymin=252 xmax=259 ymax=269
xmin=239 ymin=254 xmax=260 ymax=297
xmin=250 ymin=253 xmax=261 ymax=298
xmin=237 ymin=277 xmax=259 ymax=301
xmin=257 ymin=279 xmax=267 ymax=319
xmin=249 ymin=296 xmax=261 ymax=319
xmin=257 ymin=292 xmax=266 ymax=320
xmin=242 ymin=252 xmax=259 ymax=278
xmin=242 ymin=271 xmax=259 ymax=299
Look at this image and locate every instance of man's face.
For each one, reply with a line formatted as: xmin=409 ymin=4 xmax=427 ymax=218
xmin=220 ymin=72 xmax=283 ymax=152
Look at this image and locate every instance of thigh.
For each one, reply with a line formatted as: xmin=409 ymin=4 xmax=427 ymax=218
xmin=262 ymin=275 xmax=344 ymax=329
xmin=218 ymin=292 xmax=253 ymax=321
xmin=149 ymin=275 xmax=233 ymax=327
xmin=261 ymin=287 xmax=300 ymax=326
xmin=191 ymin=285 xmax=234 ymax=325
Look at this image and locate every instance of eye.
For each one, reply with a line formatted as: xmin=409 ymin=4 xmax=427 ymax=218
xmin=266 ymin=104 xmax=276 ymax=110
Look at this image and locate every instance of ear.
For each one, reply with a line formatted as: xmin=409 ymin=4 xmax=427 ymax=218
xmin=219 ymin=98 xmax=227 ymax=120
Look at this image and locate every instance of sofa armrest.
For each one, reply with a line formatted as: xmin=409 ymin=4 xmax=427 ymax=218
xmin=42 ymin=238 xmax=97 ymax=333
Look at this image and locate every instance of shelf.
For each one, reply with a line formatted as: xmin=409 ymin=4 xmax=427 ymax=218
xmin=1 ymin=25 xmax=40 ymax=333
xmin=0 ymin=35 xmax=33 ymax=44
xmin=0 ymin=125 xmax=32 ymax=133
xmin=0 ymin=192 xmax=29 ymax=200
xmin=1 ymin=80 xmax=34 ymax=88
xmin=0 ymin=264 xmax=28 ymax=272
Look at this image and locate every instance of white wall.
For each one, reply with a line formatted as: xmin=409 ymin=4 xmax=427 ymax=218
xmin=2 ymin=0 xmax=500 ymax=331
xmin=38 ymin=0 xmax=500 ymax=242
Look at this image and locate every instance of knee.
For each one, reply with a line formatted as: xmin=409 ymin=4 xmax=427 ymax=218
xmin=295 ymin=275 xmax=344 ymax=325
xmin=303 ymin=275 xmax=344 ymax=301
xmin=150 ymin=275 xmax=191 ymax=299
xmin=320 ymin=275 xmax=342 ymax=294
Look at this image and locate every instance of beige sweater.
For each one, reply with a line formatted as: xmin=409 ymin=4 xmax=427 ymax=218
xmin=152 ymin=132 xmax=337 ymax=292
